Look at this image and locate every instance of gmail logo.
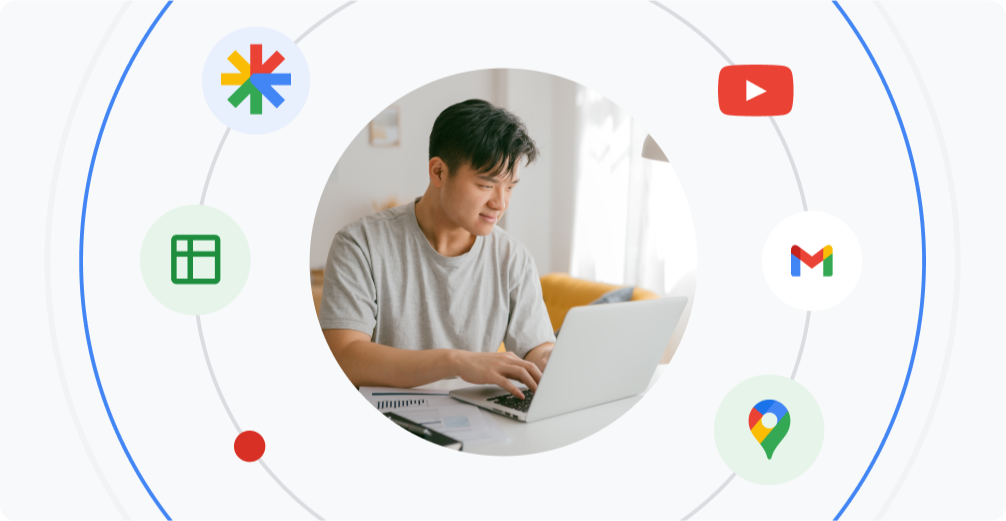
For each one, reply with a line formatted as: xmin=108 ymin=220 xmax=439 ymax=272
xmin=791 ymin=245 xmax=833 ymax=277
xmin=763 ymin=212 xmax=862 ymax=311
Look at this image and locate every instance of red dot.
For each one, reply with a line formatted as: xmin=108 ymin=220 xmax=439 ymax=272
xmin=234 ymin=430 xmax=265 ymax=462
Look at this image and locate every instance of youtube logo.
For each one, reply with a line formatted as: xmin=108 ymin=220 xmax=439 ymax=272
xmin=718 ymin=65 xmax=793 ymax=117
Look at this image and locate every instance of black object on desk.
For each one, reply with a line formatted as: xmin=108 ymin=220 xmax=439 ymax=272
xmin=385 ymin=412 xmax=463 ymax=451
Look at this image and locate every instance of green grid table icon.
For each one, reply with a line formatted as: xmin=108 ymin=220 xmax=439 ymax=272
xmin=171 ymin=234 xmax=221 ymax=285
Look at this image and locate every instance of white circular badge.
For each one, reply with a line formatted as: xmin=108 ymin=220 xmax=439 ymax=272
xmin=762 ymin=211 xmax=862 ymax=311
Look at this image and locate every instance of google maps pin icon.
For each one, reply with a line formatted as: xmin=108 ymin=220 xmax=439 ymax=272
xmin=749 ymin=400 xmax=791 ymax=460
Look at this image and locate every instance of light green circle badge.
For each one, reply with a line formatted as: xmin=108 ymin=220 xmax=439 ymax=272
xmin=714 ymin=375 xmax=824 ymax=484
xmin=140 ymin=205 xmax=250 ymax=315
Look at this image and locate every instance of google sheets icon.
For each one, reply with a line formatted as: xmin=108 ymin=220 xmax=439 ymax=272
xmin=171 ymin=235 xmax=221 ymax=285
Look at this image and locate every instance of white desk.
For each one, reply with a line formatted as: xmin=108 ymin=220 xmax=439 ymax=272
xmin=414 ymin=365 xmax=666 ymax=456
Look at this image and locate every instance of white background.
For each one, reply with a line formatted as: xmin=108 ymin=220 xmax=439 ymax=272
xmin=1 ymin=1 xmax=1004 ymax=520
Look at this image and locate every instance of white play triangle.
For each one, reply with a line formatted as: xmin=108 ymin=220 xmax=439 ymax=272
xmin=746 ymin=80 xmax=767 ymax=101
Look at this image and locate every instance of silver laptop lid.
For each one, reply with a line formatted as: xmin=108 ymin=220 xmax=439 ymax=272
xmin=526 ymin=297 xmax=687 ymax=423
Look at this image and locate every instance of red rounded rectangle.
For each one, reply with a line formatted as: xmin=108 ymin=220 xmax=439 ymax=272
xmin=718 ymin=65 xmax=794 ymax=117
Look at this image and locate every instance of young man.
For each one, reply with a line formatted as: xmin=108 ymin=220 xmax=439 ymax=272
xmin=319 ymin=99 xmax=555 ymax=399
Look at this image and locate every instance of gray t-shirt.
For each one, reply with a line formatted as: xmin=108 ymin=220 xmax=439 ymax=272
xmin=319 ymin=198 xmax=556 ymax=359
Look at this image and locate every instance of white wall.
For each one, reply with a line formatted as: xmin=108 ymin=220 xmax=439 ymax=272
xmin=549 ymin=77 xmax=580 ymax=275
xmin=497 ymin=70 xmax=581 ymax=276
xmin=498 ymin=70 xmax=553 ymax=275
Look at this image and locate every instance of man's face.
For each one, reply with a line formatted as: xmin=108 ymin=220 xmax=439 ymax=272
xmin=440 ymin=161 xmax=520 ymax=236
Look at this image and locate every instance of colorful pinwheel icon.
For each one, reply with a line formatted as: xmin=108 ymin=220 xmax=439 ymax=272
xmin=221 ymin=44 xmax=291 ymax=115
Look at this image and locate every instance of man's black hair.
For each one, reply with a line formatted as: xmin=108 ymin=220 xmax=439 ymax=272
xmin=428 ymin=99 xmax=538 ymax=180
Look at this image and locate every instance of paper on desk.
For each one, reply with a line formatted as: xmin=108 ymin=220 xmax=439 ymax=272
xmin=359 ymin=386 xmax=453 ymax=411
xmin=360 ymin=387 xmax=509 ymax=447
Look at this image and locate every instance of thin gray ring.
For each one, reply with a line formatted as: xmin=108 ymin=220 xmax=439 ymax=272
xmin=197 ymin=317 xmax=323 ymax=520
xmin=44 ymin=3 xmax=132 ymax=518
xmin=199 ymin=1 xmax=356 ymax=201
xmin=199 ymin=3 xmax=813 ymax=516
xmin=294 ymin=1 xmax=355 ymax=44
xmin=649 ymin=1 xmax=808 ymax=211
xmin=689 ymin=309 xmax=805 ymax=520
xmin=873 ymin=3 xmax=961 ymax=518
xmin=196 ymin=316 xmax=240 ymax=432
xmin=791 ymin=311 xmax=812 ymax=380
xmin=648 ymin=1 xmax=810 ymax=517
xmin=681 ymin=473 xmax=735 ymax=520
xmin=684 ymin=309 xmax=808 ymax=521
xmin=195 ymin=3 xmax=355 ymax=519
xmin=259 ymin=461 xmax=322 ymax=519
xmin=200 ymin=127 xmax=229 ymax=205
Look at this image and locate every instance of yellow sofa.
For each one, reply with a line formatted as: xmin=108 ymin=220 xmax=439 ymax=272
xmin=538 ymin=272 xmax=659 ymax=333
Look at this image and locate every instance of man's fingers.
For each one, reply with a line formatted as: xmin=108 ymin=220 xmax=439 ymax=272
xmin=493 ymin=376 xmax=524 ymax=399
xmin=504 ymin=366 xmax=537 ymax=393
xmin=499 ymin=354 xmax=542 ymax=382
xmin=507 ymin=357 xmax=542 ymax=384
xmin=522 ymin=359 xmax=543 ymax=383
xmin=469 ymin=353 xmax=546 ymax=398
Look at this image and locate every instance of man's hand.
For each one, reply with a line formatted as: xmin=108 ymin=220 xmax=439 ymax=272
xmin=455 ymin=351 xmax=542 ymax=399
xmin=523 ymin=342 xmax=554 ymax=374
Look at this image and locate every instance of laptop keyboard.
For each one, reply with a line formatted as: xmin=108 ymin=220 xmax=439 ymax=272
xmin=488 ymin=390 xmax=535 ymax=412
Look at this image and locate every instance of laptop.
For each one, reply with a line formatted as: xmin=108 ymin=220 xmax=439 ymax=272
xmin=450 ymin=297 xmax=687 ymax=423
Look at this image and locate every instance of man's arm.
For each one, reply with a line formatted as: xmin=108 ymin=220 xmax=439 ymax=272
xmin=523 ymin=342 xmax=554 ymax=373
xmin=324 ymin=329 xmax=543 ymax=398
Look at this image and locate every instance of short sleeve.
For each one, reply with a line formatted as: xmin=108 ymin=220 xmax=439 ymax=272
xmin=504 ymin=250 xmax=557 ymax=359
xmin=318 ymin=230 xmax=378 ymax=336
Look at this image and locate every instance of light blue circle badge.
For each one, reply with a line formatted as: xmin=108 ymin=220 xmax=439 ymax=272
xmin=203 ymin=27 xmax=310 ymax=134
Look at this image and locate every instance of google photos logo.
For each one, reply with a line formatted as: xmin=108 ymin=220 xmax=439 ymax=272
xmin=221 ymin=44 xmax=291 ymax=115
